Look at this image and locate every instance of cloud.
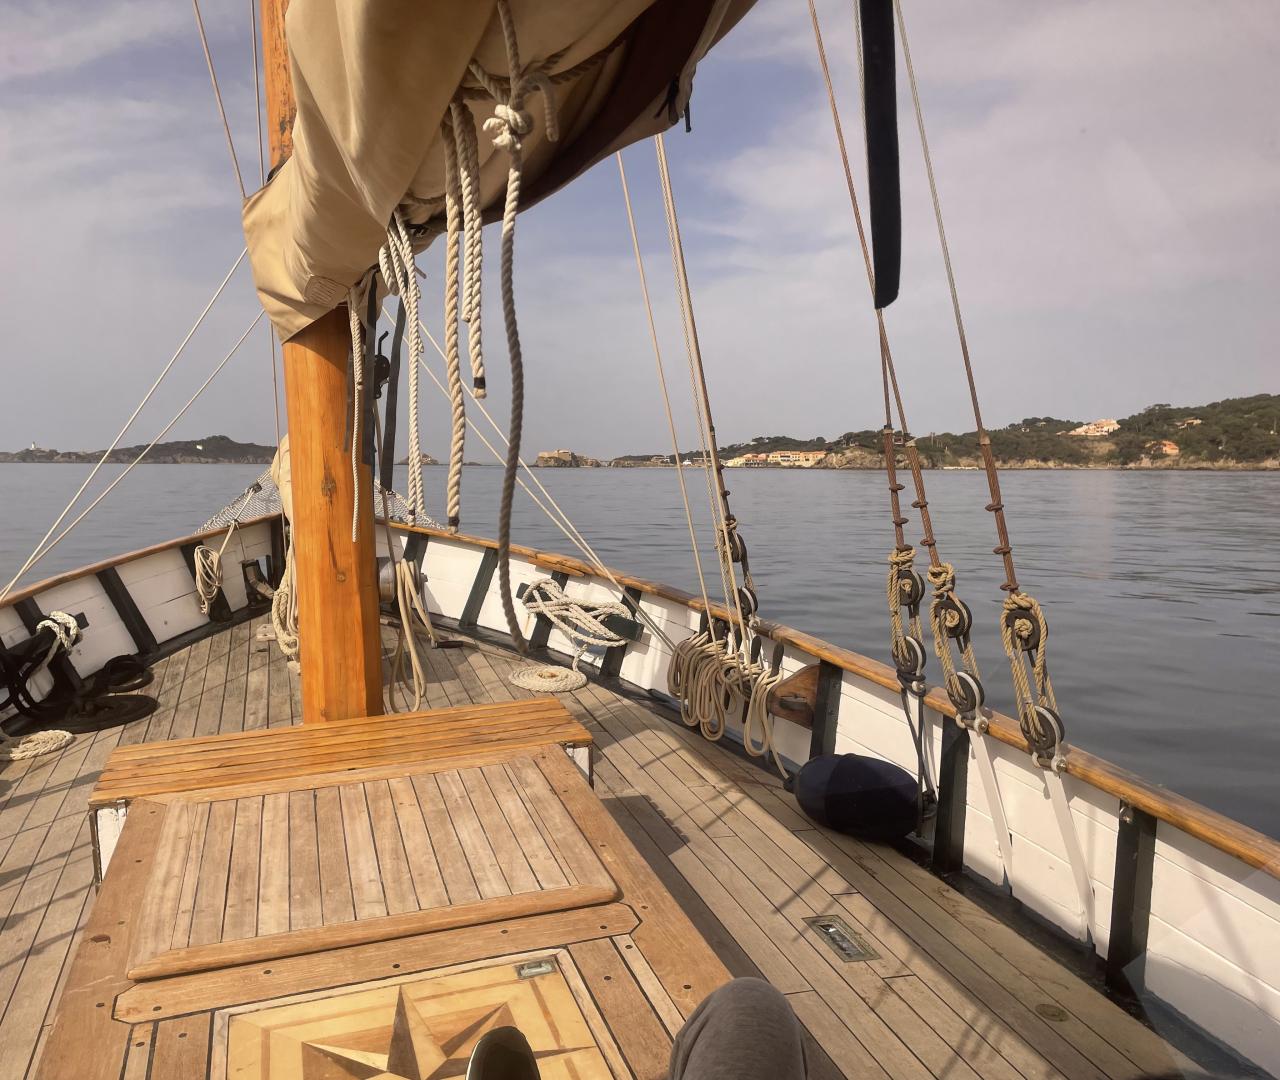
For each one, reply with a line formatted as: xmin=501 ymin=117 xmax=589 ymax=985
xmin=0 ymin=0 xmax=187 ymax=83
xmin=0 ymin=0 xmax=1275 ymax=462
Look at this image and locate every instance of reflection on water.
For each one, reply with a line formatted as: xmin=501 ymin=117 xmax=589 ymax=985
xmin=2 ymin=464 xmax=1277 ymax=837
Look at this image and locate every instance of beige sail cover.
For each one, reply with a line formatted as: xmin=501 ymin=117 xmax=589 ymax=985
xmin=243 ymin=0 xmax=753 ymax=339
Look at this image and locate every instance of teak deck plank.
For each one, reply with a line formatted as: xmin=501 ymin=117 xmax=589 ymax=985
xmin=8 ymin=626 xmax=1197 ymax=1080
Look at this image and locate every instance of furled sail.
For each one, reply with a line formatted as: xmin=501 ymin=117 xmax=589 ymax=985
xmin=243 ymin=0 xmax=754 ymax=339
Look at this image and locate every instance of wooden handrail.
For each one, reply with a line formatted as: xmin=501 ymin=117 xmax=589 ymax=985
xmin=395 ymin=521 xmax=1280 ymax=880
xmin=0 ymin=514 xmax=280 ymax=611
xmin=7 ymin=515 xmax=1277 ymax=879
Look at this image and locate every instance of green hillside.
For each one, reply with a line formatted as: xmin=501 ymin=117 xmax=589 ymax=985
xmin=690 ymin=395 xmax=1280 ymax=468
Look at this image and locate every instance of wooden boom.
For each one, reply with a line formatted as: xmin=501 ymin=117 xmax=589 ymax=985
xmin=260 ymin=0 xmax=383 ymax=723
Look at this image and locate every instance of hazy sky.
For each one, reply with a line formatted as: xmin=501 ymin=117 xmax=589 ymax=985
xmin=2 ymin=0 xmax=1277 ymax=462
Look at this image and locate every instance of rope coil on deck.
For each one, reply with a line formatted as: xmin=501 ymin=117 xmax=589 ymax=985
xmin=510 ymin=577 xmax=627 ymax=692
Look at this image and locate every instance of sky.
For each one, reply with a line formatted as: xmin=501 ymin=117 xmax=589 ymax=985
xmin=2 ymin=0 xmax=1278 ymax=461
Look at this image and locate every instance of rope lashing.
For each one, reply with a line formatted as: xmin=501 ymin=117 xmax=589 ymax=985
xmin=509 ymin=577 xmax=627 ymax=692
xmin=926 ymin=562 xmax=985 ymax=719
xmin=36 ymin=612 xmax=82 ymax=670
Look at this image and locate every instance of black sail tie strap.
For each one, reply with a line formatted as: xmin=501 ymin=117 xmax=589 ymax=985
xmin=380 ymin=300 xmax=406 ymax=494
xmin=859 ymin=0 xmax=901 ymax=309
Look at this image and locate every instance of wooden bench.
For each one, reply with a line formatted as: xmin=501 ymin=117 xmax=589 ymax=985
xmin=88 ymin=697 xmax=592 ymax=880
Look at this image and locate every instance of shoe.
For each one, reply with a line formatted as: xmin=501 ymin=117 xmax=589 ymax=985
xmin=465 ymin=1026 xmax=540 ymax=1080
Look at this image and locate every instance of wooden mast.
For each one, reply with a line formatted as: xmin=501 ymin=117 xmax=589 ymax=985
xmin=260 ymin=0 xmax=383 ymax=724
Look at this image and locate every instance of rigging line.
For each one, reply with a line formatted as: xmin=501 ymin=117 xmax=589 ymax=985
xmin=615 ymin=150 xmax=718 ymax=640
xmin=809 ymin=0 xmax=940 ymax=562
xmin=19 ymin=313 xmax=264 ymax=582
xmin=247 ymin=0 xmax=279 ymax=445
xmin=191 ymin=0 xmax=246 ymax=201
xmin=653 ymin=133 xmax=751 ymax=648
xmin=892 ymin=0 xmax=1018 ymax=593
xmin=248 ymin=0 xmax=265 ymax=187
xmin=392 ymin=305 xmax=678 ymax=653
xmin=0 ymin=248 xmax=249 ymax=604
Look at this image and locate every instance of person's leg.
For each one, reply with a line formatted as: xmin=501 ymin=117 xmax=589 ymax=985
xmin=669 ymin=978 xmax=807 ymax=1080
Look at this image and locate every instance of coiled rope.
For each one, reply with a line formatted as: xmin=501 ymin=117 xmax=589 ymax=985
xmin=193 ymin=482 xmax=262 ymax=615
xmin=510 ymin=577 xmax=627 ymax=692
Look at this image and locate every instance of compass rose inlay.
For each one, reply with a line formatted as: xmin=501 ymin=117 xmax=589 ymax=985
xmin=225 ymin=958 xmax=614 ymax=1080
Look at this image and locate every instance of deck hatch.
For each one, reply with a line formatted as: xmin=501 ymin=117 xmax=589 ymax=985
xmin=805 ymin=915 xmax=878 ymax=962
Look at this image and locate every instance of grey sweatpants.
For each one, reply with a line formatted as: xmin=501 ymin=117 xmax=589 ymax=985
xmin=669 ymin=978 xmax=808 ymax=1080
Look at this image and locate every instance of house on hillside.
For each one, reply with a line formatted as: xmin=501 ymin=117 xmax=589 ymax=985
xmin=767 ymin=450 xmax=826 ymax=467
xmin=1065 ymin=419 xmax=1120 ymax=438
xmin=1148 ymin=439 xmax=1180 ymax=457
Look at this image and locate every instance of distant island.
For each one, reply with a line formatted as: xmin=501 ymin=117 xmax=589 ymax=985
xmin=601 ymin=394 xmax=1280 ymax=471
xmin=6 ymin=395 xmax=1277 ymax=470
xmin=0 ymin=434 xmax=275 ymax=465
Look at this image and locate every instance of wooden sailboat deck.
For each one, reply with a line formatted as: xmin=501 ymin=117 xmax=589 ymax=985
xmin=0 ymin=615 xmax=1193 ymax=1080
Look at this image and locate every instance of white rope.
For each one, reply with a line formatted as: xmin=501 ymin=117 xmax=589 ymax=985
xmin=520 ymin=578 xmax=627 ymax=665
xmin=394 ymin=307 xmax=677 ymax=653
xmin=36 ymin=611 xmax=81 ymax=657
xmin=194 ymin=522 xmax=235 ymax=614
xmin=3 ymin=311 xmax=262 ymax=597
xmin=0 ymin=250 xmax=248 ymax=603
xmin=379 ymin=211 xmax=427 ymax=520
xmin=271 ymin=541 xmax=299 ymax=669
xmin=0 ymin=729 xmax=74 ymax=761
xmin=653 ymin=134 xmax=750 ymax=651
xmin=191 ymin=0 xmax=246 ymax=200
xmin=510 ymin=577 xmax=627 ymax=693
xmin=450 ymin=99 xmax=487 ymax=397
xmin=440 ymin=121 xmax=469 ymax=529
xmin=347 ymin=293 xmax=368 ymax=542
xmin=371 ymin=404 xmax=436 ymax=711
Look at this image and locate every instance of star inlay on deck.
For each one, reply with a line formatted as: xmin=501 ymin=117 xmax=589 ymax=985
xmin=224 ymin=956 xmax=615 ymax=1080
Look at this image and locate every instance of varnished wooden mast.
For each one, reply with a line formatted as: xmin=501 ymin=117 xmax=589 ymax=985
xmin=260 ymin=0 xmax=383 ymax=723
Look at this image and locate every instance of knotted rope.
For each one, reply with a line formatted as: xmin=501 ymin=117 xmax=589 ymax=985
xmin=509 ymin=577 xmax=627 ymax=692
xmin=467 ymin=0 xmax=563 ymax=652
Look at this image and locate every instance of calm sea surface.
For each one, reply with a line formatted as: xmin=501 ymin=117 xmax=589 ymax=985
xmin=2 ymin=463 xmax=1277 ymax=838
